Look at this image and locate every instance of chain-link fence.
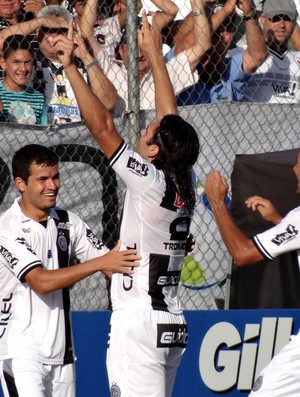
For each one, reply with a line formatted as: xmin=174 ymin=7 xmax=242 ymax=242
xmin=1 ymin=103 xmax=299 ymax=311
xmin=0 ymin=0 xmax=299 ymax=310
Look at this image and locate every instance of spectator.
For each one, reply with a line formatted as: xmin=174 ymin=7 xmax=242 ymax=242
xmin=0 ymin=34 xmax=47 ymax=124
xmin=32 ymin=5 xmax=117 ymax=123
xmin=0 ymin=5 xmax=117 ymax=123
xmin=204 ymin=153 xmax=300 ymax=396
xmin=79 ymin=0 xmax=178 ymax=61
xmin=242 ymin=0 xmax=300 ymax=103
xmin=168 ymin=0 xmax=267 ymax=104
xmin=91 ymin=0 xmax=211 ymax=115
xmin=63 ymin=10 xmax=200 ymax=396
xmin=0 ymin=144 xmax=140 ymax=397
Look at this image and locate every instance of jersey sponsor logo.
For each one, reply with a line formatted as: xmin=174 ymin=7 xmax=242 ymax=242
xmin=57 ymin=222 xmax=72 ymax=230
xmin=86 ymin=229 xmax=104 ymax=250
xmin=157 ymin=272 xmax=181 ymax=286
xmin=127 ymin=157 xmax=149 ymax=177
xmin=163 ymin=242 xmax=186 ymax=251
xmin=0 ymin=246 xmax=19 ymax=268
xmin=271 ymin=82 xmax=297 ymax=98
xmin=0 ymin=293 xmax=13 ymax=339
xmin=174 ymin=192 xmax=185 ymax=208
xmin=16 ymin=237 xmax=37 ymax=254
xmin=271 ymin=224 xmax=298 ymax=246
xmin=157 ymin=323 xmax=188 ymax=348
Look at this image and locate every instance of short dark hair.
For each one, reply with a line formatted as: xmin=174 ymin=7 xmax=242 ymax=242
xmin=12 ymin=144 xmax=58 ymax=182
xmin=3 ymin=35 xmax=34 ymax=59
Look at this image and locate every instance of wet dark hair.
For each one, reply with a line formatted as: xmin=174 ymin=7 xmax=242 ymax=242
xmin=151 ymin=114 xmax=200 ymax=211
xmin=3 ymin=35 xmax=34 ymax=59
xmin=12 ymin=144 xmax=58 ymax=182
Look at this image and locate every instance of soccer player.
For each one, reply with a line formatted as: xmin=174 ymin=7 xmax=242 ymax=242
xmin=54 ymin=11 xmax=200 ymax=397
xmin=204 ymin=152 xmax=300 ymax=395
xmin=0 ymin=144 xmax=140 ymax=397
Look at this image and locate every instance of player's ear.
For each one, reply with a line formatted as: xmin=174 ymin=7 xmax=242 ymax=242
xmin=148 ymin=143 xmax=159 ymax=159
xmin=15 ymin=177 xmax=26 ymax=193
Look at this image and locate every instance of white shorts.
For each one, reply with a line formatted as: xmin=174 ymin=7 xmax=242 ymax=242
xmin=0 ymin=358 xmax=75 ymax=397
xmin=106 ymin=309 xmax=187 ymax=397
xmin=249 ymin=333 xmax=300 ymax=396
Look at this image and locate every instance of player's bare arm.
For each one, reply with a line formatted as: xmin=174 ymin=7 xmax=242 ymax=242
xmin=25 ymin=244 xmax=141 ymax=295
xmin=245 ymin=195 xmax=283 ymax=224
xmin=138 ymin=11 xmax=177 ymax=118
xmin=205 ymin=170 xmax=264 ymax=266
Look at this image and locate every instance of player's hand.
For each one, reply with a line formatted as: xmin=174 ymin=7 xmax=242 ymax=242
xmin=205 ymin=170 xmax=229 ymax=206
xmin=100 ymin=240 xmax=141 ymax=275
xmin=245 ymin=196 xmax=282 ymax=224
xmin=49 ymin=20 xmax=75 ymax=69
xmin=138 ymin=10 xmax=162 ymax=61
xmin=185 ymin=233 xmax=195 ymax=255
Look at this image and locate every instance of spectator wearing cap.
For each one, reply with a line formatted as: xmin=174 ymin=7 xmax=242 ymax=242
xmin=242 ymin=0 xmax=300 ymax=103
xmin=87 ymin=0 xmax=210 ymax=116
xmin=166 ymin=0 xmax=267 ymax=104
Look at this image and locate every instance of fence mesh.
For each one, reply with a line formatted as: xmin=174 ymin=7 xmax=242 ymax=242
xmin=0 ymin=0 xmax=299 ymax=310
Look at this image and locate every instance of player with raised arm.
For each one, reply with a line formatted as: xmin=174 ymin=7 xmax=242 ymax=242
xmin=204 ymin=152 xmax=300 ymax=395
xmin=52 ymin=13 xmax=200 ymax=396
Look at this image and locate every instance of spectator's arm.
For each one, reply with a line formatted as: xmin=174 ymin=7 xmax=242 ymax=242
xmin=184 ymin=0 xmax=212 ymax=72
xmin=80 ymin=0 xmax=101 ymax=57
xmin=0 ymin=15 xmax=69 ymax=50
xmin=241 ymin=0 xmax=267 ymax=74
xmin=74 ymin=30 xmax=117 ymax=111
xmin=138 ymin=11 xmax=177 ymax=117
xmin=150 ymin=0 xmax=179 ymax=32
xmin=211 ymin=0 xmax=237 ymax=31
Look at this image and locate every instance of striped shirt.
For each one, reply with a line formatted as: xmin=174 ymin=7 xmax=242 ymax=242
xmin=0 ymin=81 xmax=47 ymax=125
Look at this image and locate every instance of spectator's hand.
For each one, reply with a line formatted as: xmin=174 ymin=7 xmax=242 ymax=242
xmin=245 ymin=196 xmax=282 ymax=225
xmin=49 ymin=20 xmax=75 ymax=70
xmin=237 ymin=0 xmax=255 ymax=15
xmin=73 ymin=28 xmax=89 ymax=61
xmin=23 ymin=0 xmax=44 ymax=15
xmin=0 ymin=98 xmax=3 ymax=112
xmin=205 ymin=171 xmax=229 ymax=206
xmin=138 ymin=10 xmax=162 ymax=61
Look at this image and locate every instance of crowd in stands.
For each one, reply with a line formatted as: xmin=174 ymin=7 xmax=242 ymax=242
xmin=0 ymin=0 xmax=298 ymax=124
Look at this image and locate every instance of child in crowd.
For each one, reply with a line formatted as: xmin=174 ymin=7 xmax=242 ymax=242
xmin=0 ymin=35 xmax=47 ymax=124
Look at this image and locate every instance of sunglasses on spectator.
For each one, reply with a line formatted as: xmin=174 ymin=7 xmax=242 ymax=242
xmin=40 ymin=27 xmax=69 ymax=35
xmin=267 ymin=14 xmax=293 ymax=23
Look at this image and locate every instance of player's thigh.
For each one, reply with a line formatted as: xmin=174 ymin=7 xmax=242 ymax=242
xmin=50 ymin=363 xmax=75 ymax=397
xmin=107 ymin=310 xmax=186 ymax=397
xmin=1 ymin=358 xmax=46 ymax=397
xmin=250 ymin=336 xmax=300 ymax=396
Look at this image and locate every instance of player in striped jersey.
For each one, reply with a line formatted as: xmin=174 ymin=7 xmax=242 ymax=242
xmin=63 ymin=8 xmax=201 ymax=396
xmin=0 ymin=35 xmax=47 ymax=124
xmin=0 ymin=144 xmax=140 ymax=397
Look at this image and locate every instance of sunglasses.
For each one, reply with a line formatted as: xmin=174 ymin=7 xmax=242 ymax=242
xmin=40 ymin=27 xmax=69 ymax=35
xmin=268 ymin=14 xmax=293 ymax=23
